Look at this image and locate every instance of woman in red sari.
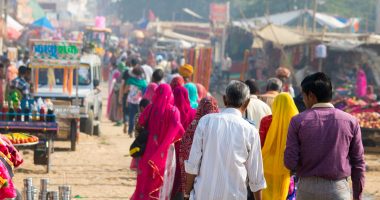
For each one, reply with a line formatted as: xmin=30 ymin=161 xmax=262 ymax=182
xmin=179 ymin=97 xmax=219 ymax=195
xmin=132 ymin=84 xmax=185 ymax=200
xmin=170 ymin=76 xmax=185 ymax=90
xmin=171 ymin=86 xmax=197 ymax=199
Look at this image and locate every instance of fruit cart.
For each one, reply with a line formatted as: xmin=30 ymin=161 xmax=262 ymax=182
xmin=333 ymin=97 xmax=380 ymax=152
xmin=29 ymin=40 xmax=83 ymax=152
xmin=0 ymin=121 xmax=58 ymax=173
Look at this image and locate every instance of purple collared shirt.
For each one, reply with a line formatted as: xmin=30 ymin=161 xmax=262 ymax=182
xmin=285 ymin=105 xmax=365 ymax=200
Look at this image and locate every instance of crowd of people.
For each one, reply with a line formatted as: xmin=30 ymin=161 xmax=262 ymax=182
xmin=104 ymin=50 xmax=365 ymax=200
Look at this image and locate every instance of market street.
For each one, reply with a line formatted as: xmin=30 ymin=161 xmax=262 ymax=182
xmin=6 ymin=84 xmax=380 ymax=199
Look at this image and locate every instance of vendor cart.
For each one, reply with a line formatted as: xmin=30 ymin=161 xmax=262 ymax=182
xmin=361 ymin=127 xmax=380 ymax=153
xmin=0 ymin=121 xmax=58 ymax=173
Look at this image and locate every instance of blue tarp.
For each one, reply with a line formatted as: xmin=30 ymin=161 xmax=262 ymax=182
xmin=31 ymin=17 xmax=54 ymax=31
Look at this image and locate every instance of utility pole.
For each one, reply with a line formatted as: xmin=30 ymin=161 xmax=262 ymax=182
xmin=312 ymin=0 xmax=318 ymax=33
xmin=376 ymin=0 xmax=380 ymax=33
xmin=265 ymin=0 xmax=269 ymax=16
xmin=0 ymin=0 xmax=4 ymax=53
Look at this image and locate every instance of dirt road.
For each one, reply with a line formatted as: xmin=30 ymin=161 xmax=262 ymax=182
xmin=11 ymin=88 xmax=380 ymax=199
xmin=12 ymin=89 xmax=136 ymax=199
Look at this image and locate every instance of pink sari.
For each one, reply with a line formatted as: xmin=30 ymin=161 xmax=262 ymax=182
xmin=106 ymin=69 xmax=122 ymax=121
xmin=132 ymin=84 xmax=184 ymax=200
xmin=172 ymin=87 xmax=196 ymax=197
xmin=143 ymin=83 xmax=158 ymax=101
xmin=356 ymin=68 xmax=367 ymax=97
xmin=0 ymin=135 xmax=23 ymax=199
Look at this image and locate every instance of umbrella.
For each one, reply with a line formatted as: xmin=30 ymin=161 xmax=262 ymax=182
xmin=31 ymin=17 xmax=54 ymax=31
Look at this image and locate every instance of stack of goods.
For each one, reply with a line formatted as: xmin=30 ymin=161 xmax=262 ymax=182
xmin=0 ymin=98 xmax=55 ymax=123
xmin=23 ymin=177 xmax=72 ymax=200
xmin=351 ymin=112 xmax=380 ymax=129
xmin=3 ymin=133 xmax=39 ymax=145
xmin=0 ymin=135 xmax=23 ymax=199
xmin=333 ymin=97 xmax=380 ymax=129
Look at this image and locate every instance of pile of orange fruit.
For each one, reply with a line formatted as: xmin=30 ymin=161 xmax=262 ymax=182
xmin=3 ymin=133 xmax=39 ymax=144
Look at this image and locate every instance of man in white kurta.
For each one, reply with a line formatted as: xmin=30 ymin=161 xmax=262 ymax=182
xmin=184 ymin=81 xmax=266 ymax=200
xmin=245 ymin=79 xmax=272 ymax=130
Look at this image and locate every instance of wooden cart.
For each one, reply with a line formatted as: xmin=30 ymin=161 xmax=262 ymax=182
xmin=361 ymin=127 xmax=380 ymax=153
xmin=0 ymin=121 xmax=58 ymax=173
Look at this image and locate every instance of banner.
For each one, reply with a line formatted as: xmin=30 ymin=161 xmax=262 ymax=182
xmin=209 ymin=2 xmax=230 ymax=23
xmin=29 ymin=40 xmax=82 ymax=68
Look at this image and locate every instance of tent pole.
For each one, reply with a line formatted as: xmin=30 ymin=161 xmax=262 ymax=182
xmin=312 ymin=0 xmax=318 ymax=33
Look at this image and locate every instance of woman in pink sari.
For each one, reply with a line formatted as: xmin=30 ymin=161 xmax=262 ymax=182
xmin=143 ymin=83 xmax=158 ymax=101
xmin=106 ymin=66 xmax=123 ymax=122
xmin=172 ymin=86 xmax=196 ymax=199
xmin=356 ymin=67 xmax=367 ymax=97
xmin=132 ymin=84 xmax=184 ymax=200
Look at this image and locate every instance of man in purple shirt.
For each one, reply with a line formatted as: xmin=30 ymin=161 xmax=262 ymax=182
xmin=285 ymin=72 xmax=365 ymax=200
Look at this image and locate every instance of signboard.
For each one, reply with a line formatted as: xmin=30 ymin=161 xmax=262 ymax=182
xmin=54 ymin=105 xmax=80 ymax=118
xmin=209 ymin=2 xmax=230 ymax=23
xmin=29 ymin=40 xmax=82 ymax=68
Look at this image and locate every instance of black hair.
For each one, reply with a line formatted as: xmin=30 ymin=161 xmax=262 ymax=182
xmin=18 ymin=66 xmax=28 ymax=75
xmin=245 ymin=79 xmax=259 ymax=94
xmin=139 ymin=99 xmax=150 ymax=108
xmin=130 ymin=58 xmax=139 ymax=67
xmin=301 ymin=72 xmax=333 ymax=102
xmin=152 ymin=69 xmax=164 ymax=83
xmin=0 ymin=63 xmax=3 ymax=68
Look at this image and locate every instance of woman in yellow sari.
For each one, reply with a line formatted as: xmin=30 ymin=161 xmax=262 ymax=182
xmin=261 ymin=93 xmax=299 ymax=200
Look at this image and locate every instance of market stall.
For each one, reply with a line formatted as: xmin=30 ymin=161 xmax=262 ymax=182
xmin=333 ymin=97 xmax=380 ymax=150
xmin=0 ymin=97 xmax=58 ymax=173
xmin=0 ymin=40 xmax=83 ymax=173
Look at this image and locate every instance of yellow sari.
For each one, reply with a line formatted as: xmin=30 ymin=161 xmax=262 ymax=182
xmin=262 ymin=93 xmax=299 ymax=200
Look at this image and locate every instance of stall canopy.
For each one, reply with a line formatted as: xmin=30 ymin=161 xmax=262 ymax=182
xmin=234 ymin=9 xmax=360 ymax=32
xmin=253 ymin=24 xmax=309 ymax=47
xmin=31 ymin=17 xmax=54 ymax=31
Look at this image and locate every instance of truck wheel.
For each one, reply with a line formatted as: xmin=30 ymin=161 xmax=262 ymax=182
xmin=85 ymin=110 xmax=94 ymax=135
xmin=80 ymin=118 xmax=86 ymax=132
xmin=97 ymin=104 xmax=103 ymax=121
xmin=94 ymin=124 xmax=101 ymax=136
xmin=70 ymin=120 xmax=77 ymax=151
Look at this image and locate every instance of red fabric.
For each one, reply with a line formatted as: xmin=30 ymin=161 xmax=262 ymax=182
xmin=0 ymin=135 xmax=23 ymax=168
xmin=0 ymin=161 xmax=16 ymax=199
xmin=172 ymin=86 xmax=196 ymax=197
xmin=143 ymin=83 xmax=158 ymax=101
xmin=132 ymin=84 xmax=184 ymax=200
xmin=196 ymin=83 xmax=207 ymax=101
xmin=0 ymin=135 xmax=22 ymax=199
xmin=170 ymin=76 xmax=185 ymax=89
xmin=173 ymin=86 xmax=196 ymax=131
xmin=259 ymin=115 xmax=273 ymax=148
xmin=179 ymin=97 xmax=219 ymax=193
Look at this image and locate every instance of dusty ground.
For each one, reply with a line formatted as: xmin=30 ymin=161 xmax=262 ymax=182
xmin=10 ymin=87 xmax=380 ymax=199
